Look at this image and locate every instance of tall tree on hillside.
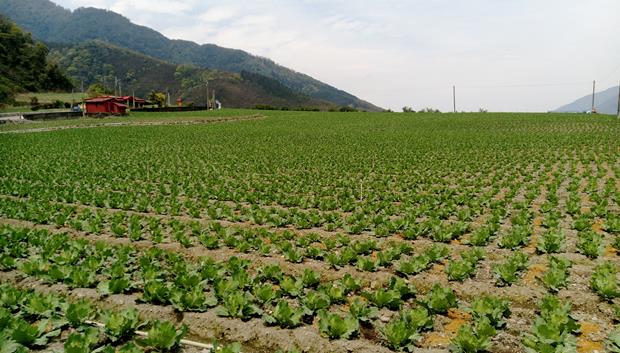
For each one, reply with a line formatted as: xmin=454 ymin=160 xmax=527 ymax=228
xmin=86 ymin=83 xmax=111 ymax=98
xmin=0 ymin=15 xmax=73 ymax=103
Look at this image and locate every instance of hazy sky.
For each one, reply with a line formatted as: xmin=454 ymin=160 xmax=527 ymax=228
xmin=53 ymin=0 xmax=620 ymax=112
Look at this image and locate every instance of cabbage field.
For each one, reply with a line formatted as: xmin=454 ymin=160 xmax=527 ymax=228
xmin=0 ymin=111 xmax=619 ymax=353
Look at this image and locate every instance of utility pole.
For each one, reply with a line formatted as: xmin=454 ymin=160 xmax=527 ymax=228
xmin=452 ymin=85 xmax=456 ymax=113
xmin=591 ymin=80 xmax=596 ymax=113
xmin=617 ymin=81 xmax=620 ymax=119
xmin=205 ymin=81 xmax=209 ymax=109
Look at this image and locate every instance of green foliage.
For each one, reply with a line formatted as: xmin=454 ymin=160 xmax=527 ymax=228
xmin=498 ymin=226 xmax=531 ymax=249
xmin=591 ymin=261 xmax=620 ymax=300
xmin=381 ymin=308 xmax=434 ymax=351
xmin=63 ymin=329 xmax=100 ymax=353
xmin=423 ymin=284 xmax=457 ymax=314
xmin=169 ymin=287 xmax=216 ymax=312
xmin=301 ymin=268 xmax=321 ymax=288
xmin=607 ymin=326 xmax=620 ymax=352
xmin=446 ymin=259 xmax=475 ymax=282
xmin=576 ymin=230 xmax=603 ymax=259
xmin=401 ymin=307 xmax=434 ymax=331
xmin=0 ymin=15 xmax=72 ymax=103
xmin=66 ymin=300 xmax=96 ymax=327
xmin=347 ymin=297 xmax=378 ymax=322
xmin=253 ymin=283 xmax=279 ymax=305
xmin=0 ymin=101 xmax=619 ymax=353
xmin=363 ymin=288 xmax=403 ymax=310
xmin=137 ymin=321 xmax=187 ymax=352
xmin=467 ymin=226 xmax=495 ymax=247
xmin=302 ymin=291 xmax=331 ymax=314
xmin=103 ymin=307 xmax=139 ymax=342
xmin=317 ymin=310 xmax=359 ymax=339
xmin=141 ymin=280 xmax=171 ymax=306
xmin=446 ymin=248 xmax=485 ymax=281
xmin=147 ymin=91 xmax=166 ymax=108
xmin=522 ymin=295 xmax=580 ymax=353
xmin=216 ymin=290 xmax=261 ymax=320
xmin=493 ymin=251 xmax=529 ymax=286
xmin=469 ymin=296 xmax=511 ymax=328
xmin=86 ymin=83 xmax=110 ymax=98
xmin=451 ymin=317 xmax=496 ymax=353
xmin=536 ymin=229 xmax=565 ymax=254
xmin=280 ymin=276 xmax=304 ymax=297
xmin=540 ymin=256 xmax=571 ymax=292
xmin=263 ymin=300 xmax=304 ymax=328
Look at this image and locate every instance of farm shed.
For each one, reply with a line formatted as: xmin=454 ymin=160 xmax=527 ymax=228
xmin=84 ymin=96 xmax=128 ymax=116
xmin=119 ymin=95 xmax=147 ymax=108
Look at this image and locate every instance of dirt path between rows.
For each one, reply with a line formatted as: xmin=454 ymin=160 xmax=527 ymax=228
xmin=2 ymin=216 xmax=616 ymax=353
xmin=0 ymin=115 xmax=265 ymax=134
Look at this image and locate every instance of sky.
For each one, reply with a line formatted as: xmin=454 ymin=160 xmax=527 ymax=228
xmin=53 ymin=0 xmax=620 ymax=112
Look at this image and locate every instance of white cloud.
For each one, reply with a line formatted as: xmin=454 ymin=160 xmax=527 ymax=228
xmin=199 ymin=6 xmax=237 ymax=23
xmin=50 ymin=0 xmax=620 ymax=111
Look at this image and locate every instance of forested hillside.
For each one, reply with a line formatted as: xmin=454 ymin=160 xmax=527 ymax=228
xmin=0 ymin=0 xmax=381 ymax=111
xmin=49 ymin=40 xmax=332 ymax=109
xmin=0 ymin=15 xmax=72 ymax=103
xmin=554 ymin=86 xmax=619 ymax=115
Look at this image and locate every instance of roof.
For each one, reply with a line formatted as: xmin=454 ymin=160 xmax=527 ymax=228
xmin=85 ymin=96 xmax=116 ymax=103
xmin=85 ymin=96 xmax=146 ymax=104
xmin=119 ymin=96 xmax=147 ymax=103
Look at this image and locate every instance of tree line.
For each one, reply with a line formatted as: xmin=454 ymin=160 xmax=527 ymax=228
xmin=0 ymin=15 xmax=72 ymax=104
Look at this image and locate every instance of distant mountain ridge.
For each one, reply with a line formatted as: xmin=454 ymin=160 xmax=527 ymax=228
xmin=554 ymin=85 xmax=619 ymax=115
xmin=0 ymin=0 xmax=382 ymax=111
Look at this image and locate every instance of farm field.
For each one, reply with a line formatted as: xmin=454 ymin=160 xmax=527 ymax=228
xmin=14 ymin=92 xmax=88 ymax=104
xmin=0 ymin=110 xmax=619 ymax=353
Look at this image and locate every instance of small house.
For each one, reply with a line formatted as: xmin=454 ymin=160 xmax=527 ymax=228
xmin=85 ymin=96 xmax=128 ymax=116
xmin=119 ymin=96 xmax=147 ymax=109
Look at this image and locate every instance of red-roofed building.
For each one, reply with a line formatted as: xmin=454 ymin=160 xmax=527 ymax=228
xmin=84 ymin=96 xmax=146 ymax=116
xmin=119 ymin=96 xmax=147 ymax=109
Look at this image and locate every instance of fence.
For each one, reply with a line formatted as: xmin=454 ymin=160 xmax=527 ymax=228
xmin=22 ymin=111 xmax=83 ymax=121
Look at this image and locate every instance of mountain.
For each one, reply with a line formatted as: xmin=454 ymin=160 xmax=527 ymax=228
xmin=554 ymin=86 xmax=619 ymax=115
xmin=0 ymin=0 xmax=382 ymax=111
xmin=0 ymin=14 xmax=72 ymax=103
xmin=48 ymin=40 xmax=333 ymax=109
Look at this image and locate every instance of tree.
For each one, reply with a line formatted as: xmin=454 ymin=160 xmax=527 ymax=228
xmin=419 ymin=107 xmax=441 ymax=113
xmin=402 ymin=106 xmax=415 ymax=113
xmin=339 ymin=106 xmax=358 ymax=112
xmin=148 ymin=91 xmax=166 ymax=107
xmin=87 ymin=83 xmax=109 ymax=98
xmin=0 ymin=15 xmax=73 ymax=103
